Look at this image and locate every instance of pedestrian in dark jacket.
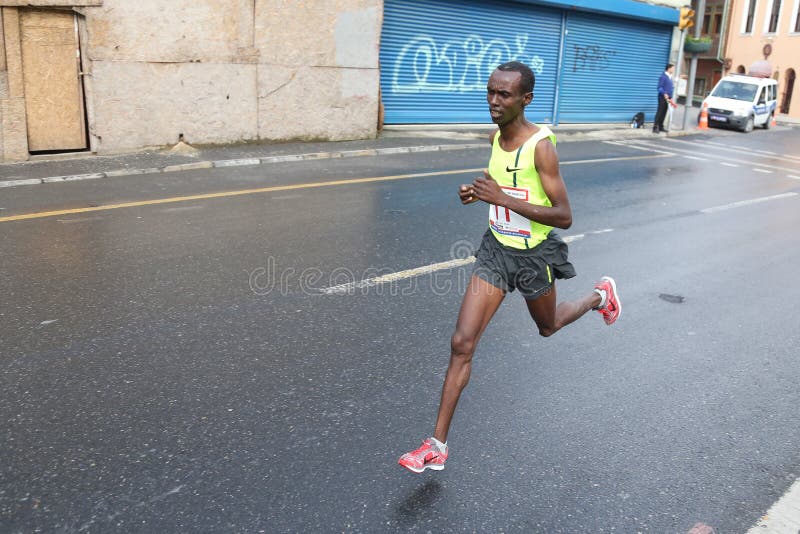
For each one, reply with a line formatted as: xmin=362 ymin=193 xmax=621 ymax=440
xmin=654 ymin=64 xmax=676 ymax=133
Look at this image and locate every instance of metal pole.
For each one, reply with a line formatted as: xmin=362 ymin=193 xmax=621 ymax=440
xmin=670 ymin=28 xmax=686 ymax=131
xmin=682 ymin=0 xmax=706 ymax=131
xmin=682 ymin=54 xmax=699 ymax=130
xmin=716 ymin=0 xmax=731 ymax=65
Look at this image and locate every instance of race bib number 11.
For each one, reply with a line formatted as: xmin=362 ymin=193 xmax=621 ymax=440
xmin=489 ymin=187 xmax=532 ymax=238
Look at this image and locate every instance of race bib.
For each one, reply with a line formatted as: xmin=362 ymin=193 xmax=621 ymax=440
xmin=489 ymin=187 xmax=531 ymax=238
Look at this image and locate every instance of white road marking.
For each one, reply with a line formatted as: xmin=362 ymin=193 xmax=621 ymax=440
xmin=320 ymin=229 xmax=613 ymax=294
xmin=320 ymin=257 xmax=476 ymax=294
xmin=669 ymin=139 xmax=800 ymax=165
xmin=789 ymin=175 xmax=800 ymax=180
xmin=562 ymin=154 xmax=672 ymax=165
xmin=720 ymin=162 xmax=739 ymax=167
xmin=747 ymin=478 xmax=800 ymax=534
xmin=624 ymin=140 xmax=800 ymax=174
xmin=753 ymin=168 xmax=773 ymax=174
xmin=696 ymin=140 xmax=800 ymax=162
xmin=603 ymin=141 xmax=676 ymax=155
xmin=701 ymin=192 xmax=798 ymax=213
xmin=684 ymin=155 xmax=704 ymax=161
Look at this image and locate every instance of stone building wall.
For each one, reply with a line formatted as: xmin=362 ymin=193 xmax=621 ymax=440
xmin=83 ymin=0 xmax=381 ymax=154
xmin=0 ymin=0 xmax=382 ymax=160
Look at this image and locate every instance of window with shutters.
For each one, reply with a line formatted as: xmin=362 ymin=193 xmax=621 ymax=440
xmin=742 ymin=0 xmax=758 ymax=33
xmin=763 ymin=0 xmax=781 ymax=33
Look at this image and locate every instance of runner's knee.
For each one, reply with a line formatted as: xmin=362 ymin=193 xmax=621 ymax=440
xmin=537 ymin=320 xmax=559 ymax=337
xmin=538 ymin=325 xmax=556 ymax=337
xmin=450 ymin=331 xmax=476 ymax=359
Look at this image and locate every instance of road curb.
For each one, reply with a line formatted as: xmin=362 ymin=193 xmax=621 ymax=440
xmin=162 ymin=161 xmax=214 ymax=173
xmin=42 ymin=172 xmax=106 ymax=184
xmin=0 ymin=143 xmax=487 ymax=190
xmin=0 ymin=130 xmax=712 ymax=190
xmin=105 ymin=167 xmax=163 ymax=177
xmin=0 ymin=178 xmax=44 ymax=188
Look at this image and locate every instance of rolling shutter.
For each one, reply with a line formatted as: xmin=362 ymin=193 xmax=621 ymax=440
xmin=557 ymin=12 xmax=672 ymax=123
xmin=380 ymin=0 xmax=562 ymax=124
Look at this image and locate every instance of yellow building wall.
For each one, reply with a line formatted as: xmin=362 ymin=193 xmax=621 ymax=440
xmin=726 ymin=0 xmax=800 ymax=118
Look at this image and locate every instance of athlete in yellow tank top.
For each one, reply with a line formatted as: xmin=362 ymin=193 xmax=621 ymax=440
xmin=487 ymin=125 xmax=557 ymax=249
xmin=399 ymin=61 xmax=621 ymax=475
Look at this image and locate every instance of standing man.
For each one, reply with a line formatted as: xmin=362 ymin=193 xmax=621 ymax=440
xmin=398 ymin=61 xmax=621 ymax=474
xmin=654 ymin=63 xmax=676 ymax=133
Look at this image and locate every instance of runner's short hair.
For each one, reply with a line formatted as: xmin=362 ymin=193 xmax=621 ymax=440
xmin=666 ymin=63 xmax=674 ymax=70
xmin=496 ymin=61 xmax=535 ymax=93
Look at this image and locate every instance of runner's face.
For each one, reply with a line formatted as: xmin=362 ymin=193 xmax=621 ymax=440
xmin=486 ymin=70 xmax=531 ymax=125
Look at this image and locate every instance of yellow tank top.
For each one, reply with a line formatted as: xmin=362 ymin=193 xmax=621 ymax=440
xmin=487 ymin=125 xmax=557 ymax=249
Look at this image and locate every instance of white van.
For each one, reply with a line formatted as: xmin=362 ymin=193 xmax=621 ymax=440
xmin=702 ymin=74 xmax=778 ymax=133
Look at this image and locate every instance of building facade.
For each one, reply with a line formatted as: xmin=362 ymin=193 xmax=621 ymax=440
xmin=682 ymin=0 xmax=731 ymax=104
xmin=380 ymin=0 xmax=681 ymax=125
xmin=1 ymin=0 xmax=684 ymax=163
xmin=682 ymin=0 xmax=800 ymax=117
xmin=1 ymin=0 xmax=382 ymax=162
xmin=725 ymin=0 xmax=799 ymax=118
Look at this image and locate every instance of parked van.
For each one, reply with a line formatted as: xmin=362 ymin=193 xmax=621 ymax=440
xmin=701 ymin=75 xmax=778 ymax=133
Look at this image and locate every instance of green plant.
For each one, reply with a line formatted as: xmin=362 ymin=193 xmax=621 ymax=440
xmin=685 ymin=36 xmax=713 ymax=45
xmin=684 ymin=36 xmax=713 ymax=54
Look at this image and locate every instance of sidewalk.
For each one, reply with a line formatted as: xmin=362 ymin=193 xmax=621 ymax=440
xmin=0 ymin=108 xmax=713 ymax=189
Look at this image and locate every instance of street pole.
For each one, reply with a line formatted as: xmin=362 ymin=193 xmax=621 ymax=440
xmin=669 ymin=28 xmax=686 ymax=131
xmin=682 ymin=0 xmax=706 ymax=131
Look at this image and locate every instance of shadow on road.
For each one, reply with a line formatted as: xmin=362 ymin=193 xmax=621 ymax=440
xmin=393 ymin=479 xmax=443 ymax=525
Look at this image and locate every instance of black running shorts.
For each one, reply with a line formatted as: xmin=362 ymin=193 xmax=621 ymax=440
xmin=472 ymin=229 xmax=576 ymax=300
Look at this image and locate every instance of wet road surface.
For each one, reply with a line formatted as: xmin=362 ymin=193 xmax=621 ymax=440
xmin=2 ymin=128 xmax=799 ymax=532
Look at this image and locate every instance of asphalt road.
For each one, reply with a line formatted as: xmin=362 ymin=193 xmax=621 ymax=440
xmin=1 ymin=128 xmax=799 ymax=533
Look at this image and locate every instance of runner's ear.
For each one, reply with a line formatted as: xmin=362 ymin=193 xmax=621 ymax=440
xmin=523 ymin=92 xmax=533 ymax=106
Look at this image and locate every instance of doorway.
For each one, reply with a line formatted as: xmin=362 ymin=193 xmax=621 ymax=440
xmin=711 ymin=69 xmax=722 ymax=89
xmin=781 ymin=68 xmax=795 ymax=114
xmin=19 ymin=8 xmax=88 ymax=153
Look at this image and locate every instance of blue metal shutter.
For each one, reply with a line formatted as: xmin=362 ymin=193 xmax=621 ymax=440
xmin=380 ymin=0 xmax=562 ymax=124
xmin=557 ymin=12 xmax=672 ymax=123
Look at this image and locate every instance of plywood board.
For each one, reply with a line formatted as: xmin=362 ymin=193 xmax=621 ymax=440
xmin=20 ymin=9 xmax=86 ymax=151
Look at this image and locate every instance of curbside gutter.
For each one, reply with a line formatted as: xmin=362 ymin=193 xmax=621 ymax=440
xmin=0 ymin=125 xmax=709 ymax=190
xmin=0 ymin=143 xmax=486 ymax=189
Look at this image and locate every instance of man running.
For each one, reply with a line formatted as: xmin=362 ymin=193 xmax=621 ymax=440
xmin=398 ymin=61 xmax=621 ymax=474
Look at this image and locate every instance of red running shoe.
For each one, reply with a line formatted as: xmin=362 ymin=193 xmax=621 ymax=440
xmin=398 ymin=438 xmax=448 ymax=473
xmin=594 ymin=276 xmax=621 ymax=325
